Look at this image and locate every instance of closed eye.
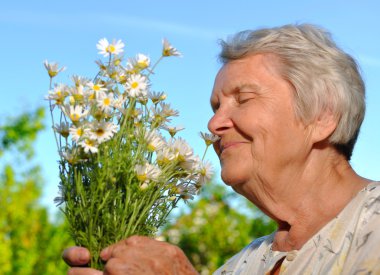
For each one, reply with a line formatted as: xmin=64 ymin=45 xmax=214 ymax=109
xmin=237 ymin=93 xmax=255 ymax=104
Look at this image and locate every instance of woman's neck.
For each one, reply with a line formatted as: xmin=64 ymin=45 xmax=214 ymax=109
xmin=247 ymin=149 xmax=369 ymax=251
xmin=273 ymin=165 xmax=368 ymax=251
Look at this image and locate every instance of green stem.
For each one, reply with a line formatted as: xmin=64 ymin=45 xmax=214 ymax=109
xmin=202 ymin=145 xmax=210 ymax=161
xmin=147 ymin=56 xmax=163 ymax=77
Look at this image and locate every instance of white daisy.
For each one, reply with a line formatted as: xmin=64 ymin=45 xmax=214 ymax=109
xmin=112 ymin=54 xmax=124 ymax=67
xmin=169 ymin=137 xmax=194 ymax=164
xmin=160 ymin=125 xmax=184 ymax=137
xmin=196 ymin=160 xmax=213 ymax=186
xmin=113 ymin=95 xmax=128 ymax=114
xmin=59 ymin=148 xmax=81 ymax=165
xmin=150 ymin=102 xmax=179 ymax=126
xmin=124 ymin=74 xmax=148 ymax=98
xmin=96 ymin=38 xmax=125 ymax=57
xmin=79 ymin=138 xmax=99 ymax=154
xmin=175 ymin=182 xmax=198 ymax=200
xmin=88 ymin=121 xmax=118 ymax=143
xmin=162 ymin=38 xmax=182 ymax=57
xmin=96 ymin=91 xmax=114 ymax=113
xmin=156 ymin=147 xmax=176 ymax=166
xmin=62 ymin=105 xmax=89 ymax=123
xmin=134 ymin=163 xmax=161 ymax=182
xmin=46 ymin=84 xmax=68 ymax=107
xmin=199 ymin=132 xmax=220 ymax=146
xmin=53 ymin=121 xmax=70 ymax=138
xmin=134 ymin=53 xmax=150 ymax=70
xmin=143 ymin=130 xmax=165 ymax=152
xmin=124 ymin=60 xmax=138 ymax=74
xmin=87 ymin=82 xmax=107 ymax=93
xmin=95 ymin=59 xmax=108 ymax=72
xmin=71 ymin=75 xmax=90 ymax=87
xmin=68 ymin=85 xmax=85 ymax=103
xmin=159 ymin=102 xmax=179 ymax=117
xmin=44 ymin=60 xmax=66 ymax=78
xmin=69 ymin=124 xmax=89 ymax=142
xmin=148 ymin=91 xmax=167 ymax=104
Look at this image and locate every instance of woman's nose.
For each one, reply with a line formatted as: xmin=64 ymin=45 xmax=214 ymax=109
xmin=207 ymin=108 xmax=233 ymax=136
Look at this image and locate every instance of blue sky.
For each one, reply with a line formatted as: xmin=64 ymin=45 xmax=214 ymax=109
xmin=1 ymin=1 xmax=379 ymax=211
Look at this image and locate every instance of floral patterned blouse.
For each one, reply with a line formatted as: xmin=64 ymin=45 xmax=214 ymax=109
xmin=214 ymin=181 xmax=380 ymax=275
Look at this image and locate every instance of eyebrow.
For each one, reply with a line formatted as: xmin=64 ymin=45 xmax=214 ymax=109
xmin=237 ymin=83 xmax=261 ymax=93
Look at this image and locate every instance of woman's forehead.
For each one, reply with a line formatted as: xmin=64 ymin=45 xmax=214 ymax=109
xmin=213 ymin=54 xmax=284 ymax=93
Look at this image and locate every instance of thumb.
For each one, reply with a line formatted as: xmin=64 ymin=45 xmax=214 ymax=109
xmin=62 ymin=246 xmax=91 ymax=266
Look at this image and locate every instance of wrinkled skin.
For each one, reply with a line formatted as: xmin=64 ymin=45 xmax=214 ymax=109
xmin=63 ymin=236 xmax=198 ymax=275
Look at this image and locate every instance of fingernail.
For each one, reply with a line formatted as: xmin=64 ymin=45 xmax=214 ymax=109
xmin=79 ymin=251 xmax=89 ymax=262
xmin=100 ymin=247 xmax=109 ymax=258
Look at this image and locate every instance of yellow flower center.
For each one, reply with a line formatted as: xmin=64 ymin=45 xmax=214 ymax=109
xmin=85 ymin=139 xmax=94 ymax=146
xmin=168 ymin=129 xmax=176 ymax=137
xmin=106 ymin=45 xmax=116 ymax=53
xmin=73 ymin=94 xmax=84 ymax=101
xmin=96 ymin=128 xmax=105 ymax=137
xmin=200 ymin=168 xmax=207 ymax=176
xmin=114 ymin=59 xmax=121 ymax=66
xmin=48 ymin=71 xmax=58 ymax=78
xmin=147 ymin=144 xmax=156 ymax=152
xmin=60 ymin=129 xmax=69 ymax=138
xmin=131 ymin=82 xmax=139 ymax=89
xmin=176 ymin=154 xmax=185 ymax=162
xmin=119 ymin=75 xmax=127 ymax=84
xmin=205 ymin=140 xmax=213 ymax=146
xmin=103 ymin=98 xmax=111 ymax=106
xmin=110 ymin=72 xmax=118 ymax=79
xmin=70 ymin=113 xmax=80 ymax=122
xmin=163 ymin=49 xmax=171 ymax=56
xmin=137 ymin=174 xmax=147 ymax=182
xmin=93 ymin=85 xmax=100 ymax=91
xmin=76 ymin=128 xmax=83 ymax=136
xmin=94 ymin=111 xmax=103 ymax=121
xmin=137 ymin=61 xmax=148 ymax=69
xmin=157 ymin=157 xmax=170 ymax=166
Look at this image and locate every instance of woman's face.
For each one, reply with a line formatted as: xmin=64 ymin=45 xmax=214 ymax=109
xmin=208 ymin=54 xmax=311 ymax=197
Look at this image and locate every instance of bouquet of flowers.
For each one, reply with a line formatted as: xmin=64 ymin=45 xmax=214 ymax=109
xmin=45 ymin=38 xmax=218 ymax=269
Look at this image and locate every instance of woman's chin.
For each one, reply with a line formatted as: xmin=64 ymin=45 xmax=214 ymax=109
xmin=221 ymin=170 xmax=246 ymax=188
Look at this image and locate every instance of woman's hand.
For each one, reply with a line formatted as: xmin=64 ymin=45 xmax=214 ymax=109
xmin=62 ymin=236 xmax=198 ymax=275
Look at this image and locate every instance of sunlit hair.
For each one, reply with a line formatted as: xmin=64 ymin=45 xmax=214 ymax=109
xmin=219 ymin=24 xmax=365 ymax=160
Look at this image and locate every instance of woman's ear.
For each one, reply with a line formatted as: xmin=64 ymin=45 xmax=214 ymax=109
xmin=309 ymin=111 xmax=338 ymax=144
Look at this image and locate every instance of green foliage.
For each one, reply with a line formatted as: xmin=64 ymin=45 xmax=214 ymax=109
xmin=161 ymin=183 xmax=277 ymax=274
xmin=0 ymin=109 xmax=73 ymax=274
xmin=0 ymin=107 xmax=45 ymax=159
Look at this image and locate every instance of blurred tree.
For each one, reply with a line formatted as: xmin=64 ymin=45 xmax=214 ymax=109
xmin=0 ymin=108 xmax=72 ymax=274
xmin=161 ymin=182 xmax=277 ymax=274
xmin=0 ymin=107 xmax=44 ymax=159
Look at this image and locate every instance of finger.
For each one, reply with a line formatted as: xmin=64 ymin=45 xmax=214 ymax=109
xmin=100 ymin=236 xmax=146 ymax=260
xmin=100 ymin=236 xmax=137 ymax=261
xmin=100 ymin=243 xmax=115 ymax=261
xmin=67 ymin=267 xmax=103 ymax=275
xmin=62 ymin=246 xmax=91 ymax=266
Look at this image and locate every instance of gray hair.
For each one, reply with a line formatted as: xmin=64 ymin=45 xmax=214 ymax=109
xmin=219 ymin=24 xmax=365 ymax=160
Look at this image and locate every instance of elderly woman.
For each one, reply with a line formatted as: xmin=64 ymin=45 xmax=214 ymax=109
xmin=64 ymin=24 xmax=380 ymax=274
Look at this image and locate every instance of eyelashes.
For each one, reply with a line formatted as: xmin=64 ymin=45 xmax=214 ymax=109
xmin=236 ymin=93 xmax=255 ymax=104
